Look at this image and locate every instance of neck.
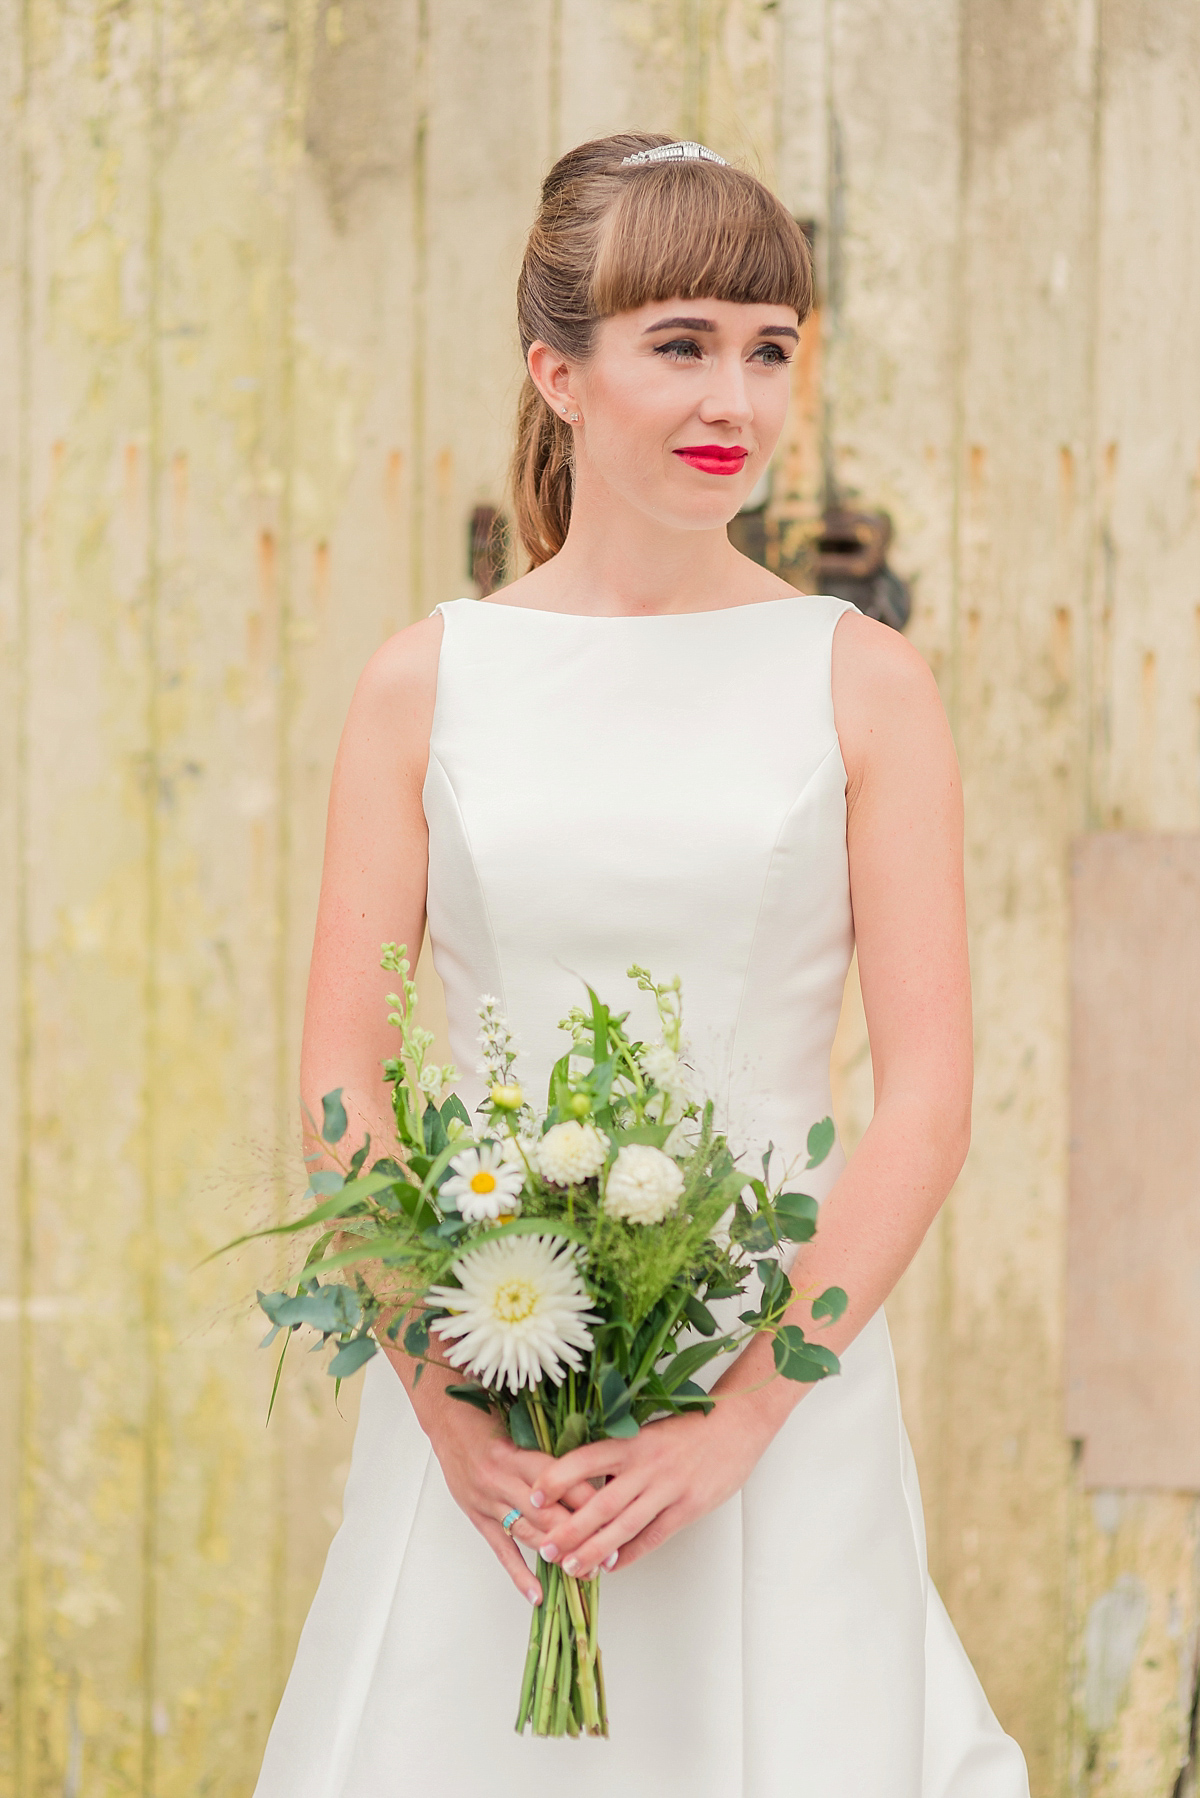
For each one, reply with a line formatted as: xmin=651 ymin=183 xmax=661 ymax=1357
xmin=521 ymin=465 xmax=748 ymax=617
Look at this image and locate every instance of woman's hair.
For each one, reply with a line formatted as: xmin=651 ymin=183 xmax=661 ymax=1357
xmin=512 ymin=133 xmax=814 ymax=566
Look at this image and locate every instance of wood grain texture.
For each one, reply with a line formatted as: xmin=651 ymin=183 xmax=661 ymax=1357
xmin=1 ymin=2 xmax=1198 ymax=1793
xmin=1067 ymin=833 xmax=1200 ymax=1489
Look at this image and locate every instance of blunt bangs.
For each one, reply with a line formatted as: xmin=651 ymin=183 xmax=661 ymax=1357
xmin=590 ymin=162 xmax=812 ymax=324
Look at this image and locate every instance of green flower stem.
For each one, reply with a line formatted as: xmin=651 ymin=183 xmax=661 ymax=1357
xmin=515 ymin=1575 xmax=545 ymax=1732
xmin=586 ymin=1572 xmax=600 ymax=1664
xmin=535 ymin=1600 xmax=561 ymax=1735
xmin=595 ymin=1646 xmax=609 ymax=1737
xmin=529 ymin=1392 xmax=554 ymax=1454
xmin=563 ymin=1572 xmax=601 ymax=1732
xmin=553 ymin=1579 xmax=573 ymax=1735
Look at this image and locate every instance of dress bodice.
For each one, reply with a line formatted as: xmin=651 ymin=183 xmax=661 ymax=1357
xmin=424 ymin=593 xmax=856 ymax=1194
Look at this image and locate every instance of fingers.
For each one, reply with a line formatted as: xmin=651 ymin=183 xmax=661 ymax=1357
xmin=535 ymin=1471 xmax=647 ymax=1567
xmin=604 ymin=1500 xmax=689 ymax=1571
xmin=530 ymin=1439 xmax=633 ymax=1507
xmin=480 ymin=1519 xmax=544 ymax=1606
xmin=555 ymin=1490 xmax=669 ymax=1579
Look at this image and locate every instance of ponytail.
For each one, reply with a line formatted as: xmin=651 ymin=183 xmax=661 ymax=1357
xmin=512 ymin=375 xmax=574 ymax=568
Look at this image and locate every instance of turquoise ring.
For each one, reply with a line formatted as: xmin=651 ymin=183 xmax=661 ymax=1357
xmin=501 ymin=1508 xmax=522 ymax=1537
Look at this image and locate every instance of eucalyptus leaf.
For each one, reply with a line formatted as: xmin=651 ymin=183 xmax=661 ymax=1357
xmin=670 ymin=1379 xmax=715 ymax=1414
xmin=321 ymin=1089 xmax=349 ymax=1145
xmin=811 ymin=1285 xmax=848 ymax=1325
xmin=258 ymin=1283 xmax=361 ymax=1335
xmin=555 ymin=1412 xmax=588 ymax=1456
xmin=403 ymin=1314 xmax=431 ymax=1358
xmin=774 ymin=1191 xmax=818 ymax=1243
xmin=446 ymin=1383 xmax=494 ymax=1415
xmin=603 ymin=1413 xmax=639 ymax=1439
xmin=773 ymin=1325 xmax=840 ymax=1383
xmin=508 ymin=1399 xmax=539 ymax=1450
xmin=327 ymin=1335 xmax=377 ymax=1379
xmin=308 ymin=1170 xmax=346 ymax=1196
xmin=805 ymin=1116 xmax=836 ymax=1169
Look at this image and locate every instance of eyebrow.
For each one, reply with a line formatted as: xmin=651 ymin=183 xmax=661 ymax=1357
xmin=642 ymin=314 xmax=800 ymax=342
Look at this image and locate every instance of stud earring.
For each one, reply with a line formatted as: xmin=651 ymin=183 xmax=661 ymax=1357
xmin=569 ymin=412 xmax=580 ymax=422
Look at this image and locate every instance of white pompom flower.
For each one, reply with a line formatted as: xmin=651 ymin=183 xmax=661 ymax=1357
xmin=428 ymin=1235 xmax=598 ymax=1393
xmin=603 ymin=1143 xmax=685 ymax=1225
xmin=535 ymin=1121 xmax=610 ymax=1186
xmin=440 ymin=1142 xmax=525 ymax=1223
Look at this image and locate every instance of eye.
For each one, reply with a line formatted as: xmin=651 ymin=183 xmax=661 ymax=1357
xmin=751 ymin=342 xmax=791 ymax=366
xmin=652 ymin=337 xmax=704 ymax=362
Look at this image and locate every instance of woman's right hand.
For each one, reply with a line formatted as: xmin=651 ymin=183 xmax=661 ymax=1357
xmin=390 ymin=1352 xmax=597 ymax=1604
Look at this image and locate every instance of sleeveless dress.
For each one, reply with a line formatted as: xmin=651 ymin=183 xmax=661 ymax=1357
xmin=254 ymin=594 xmax=1029 ymax=1798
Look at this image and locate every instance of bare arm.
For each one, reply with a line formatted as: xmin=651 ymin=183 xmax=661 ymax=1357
xmin=301 ymin=613 xmax=579 ymax=1604
xmin=528 ymin=611 xmax=972 ymax=1572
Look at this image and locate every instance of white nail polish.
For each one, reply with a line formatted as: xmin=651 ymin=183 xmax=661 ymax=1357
xmin=604 ymin=1551 xmax=618 ymax=1570
xmin=563 ymin=1556 xmax=578 ymax=1575
xmin=527 ymin=1587 xmax=541 ymax=1604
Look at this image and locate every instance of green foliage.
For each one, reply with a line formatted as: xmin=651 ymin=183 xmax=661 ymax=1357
xmin=321 ymin=1089 xmax=348 ymax=1145
xmin=805 ymin=1116 xmax=836 ymax=1168
xmin=773 ymin=1325 xmax=840 ymax=1383
xmin=240 ymin=962 xmax=843 ymax=1463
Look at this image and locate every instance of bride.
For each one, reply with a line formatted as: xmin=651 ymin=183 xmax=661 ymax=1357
xmin=254 ymin=133 xmax=1030 ymax=1796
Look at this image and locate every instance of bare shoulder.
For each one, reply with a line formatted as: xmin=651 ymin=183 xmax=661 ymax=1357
xmin=336 ymin=612 xmax=444 ymax=784
xmin=830 ymin=610 xmax=955 ymax=799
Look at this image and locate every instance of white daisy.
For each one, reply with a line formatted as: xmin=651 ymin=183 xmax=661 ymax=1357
xmin=440 ymin=1142 xmax=525 ymax=1223
xmin=603 ymin=1143 xmax=684 ymax=1225
xmin=428 ymin=1235 xmax=598 ymax=1393
xmin=535 ymin=1121 xmax=610 ymax=1186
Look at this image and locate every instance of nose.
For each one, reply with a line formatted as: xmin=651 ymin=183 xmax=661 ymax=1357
xmin=698 ymin=352 xmax=754 ymax=428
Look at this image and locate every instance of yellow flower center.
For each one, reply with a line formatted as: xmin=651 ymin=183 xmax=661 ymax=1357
xmin=493 ymin=1278 xmax=539 ymax=1324
xmin=470 ymin=1171 xmax=497 ymax=1194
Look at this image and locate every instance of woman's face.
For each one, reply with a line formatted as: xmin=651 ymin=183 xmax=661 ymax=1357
xmin=539 ymin=295 xmax=800 ymax=532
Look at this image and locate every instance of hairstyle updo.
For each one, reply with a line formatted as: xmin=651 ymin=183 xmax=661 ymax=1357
xmin=512 ymin=133 xmax=814 ymax=567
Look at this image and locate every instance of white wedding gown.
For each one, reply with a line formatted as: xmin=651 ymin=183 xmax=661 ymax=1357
xmin=254 ymin=594 xmax=1029 ymax=1798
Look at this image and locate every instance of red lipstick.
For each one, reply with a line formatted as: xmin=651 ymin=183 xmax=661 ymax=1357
xmin=673 ymin=444 xmax=749 ymax=476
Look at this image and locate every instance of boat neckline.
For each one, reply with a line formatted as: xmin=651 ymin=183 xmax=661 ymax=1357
xmin=454 ymin=591 xmax=823 ymax=622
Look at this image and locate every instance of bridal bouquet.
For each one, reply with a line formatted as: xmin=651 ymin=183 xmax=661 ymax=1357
xmin=232 ymin=948 xmax=846 ymax=1739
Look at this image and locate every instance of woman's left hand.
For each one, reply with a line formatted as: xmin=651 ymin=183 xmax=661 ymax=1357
xmin=526 ymin=1399 xmax=772 ymax=1577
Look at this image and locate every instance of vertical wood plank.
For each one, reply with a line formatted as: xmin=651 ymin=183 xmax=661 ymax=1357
xmin=16 ymin=2 xmax=158 ymax=1786
xmin=1069 ymin=4 xmax=1200 ymax=1791
xmin=944 ymin=0 xmax=1102 ymax=1782
xmin=147 ymin=1 xmax=305 ymax=1786
xmin=0 ymin=0 xmax=28 ymax=1784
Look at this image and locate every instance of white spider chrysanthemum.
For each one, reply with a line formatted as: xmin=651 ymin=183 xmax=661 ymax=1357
xmin=440 ymin=1142 xmax=525 ymax=1223
xmin=428 ymin=1235 xmax=598 ymax=1393
xmin=603 ymin=1143 xmax=685 ymax=1225
xmin=535 ymin=1120 xmax=610 ymax=1186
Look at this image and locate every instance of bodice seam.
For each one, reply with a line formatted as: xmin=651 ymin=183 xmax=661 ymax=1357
xmin=725 ymin=737 xmax=848 ymax=1116
xmin=422 ymin=746 xmax=512 ymax=1023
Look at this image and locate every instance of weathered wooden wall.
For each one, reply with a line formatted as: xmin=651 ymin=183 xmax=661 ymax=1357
xmin=1 ymin=2 xmax=1197 ymax=1794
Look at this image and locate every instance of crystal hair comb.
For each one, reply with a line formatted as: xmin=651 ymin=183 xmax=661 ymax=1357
xmin=621 ymin=140 xmax=727 ymax=167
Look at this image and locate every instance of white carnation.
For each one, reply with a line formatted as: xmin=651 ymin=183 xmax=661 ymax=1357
xmin=603 ymin=1143 xmax=684 ymax=1225
xmin=535 ymin=1121 xmax=610 ymax=1186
